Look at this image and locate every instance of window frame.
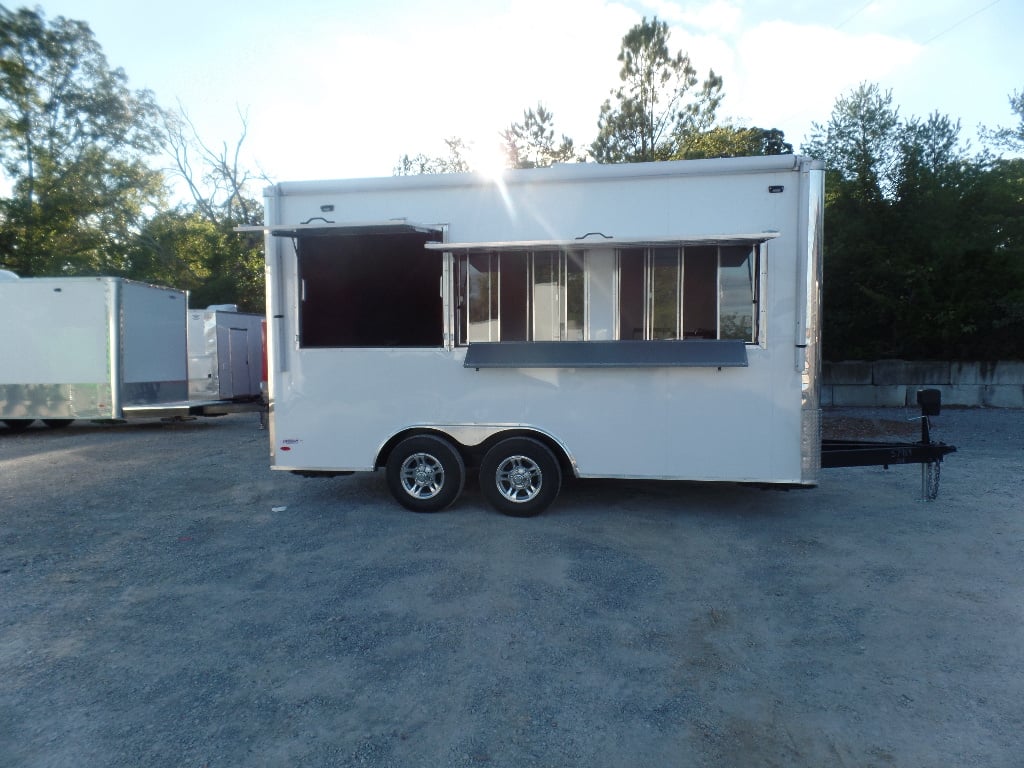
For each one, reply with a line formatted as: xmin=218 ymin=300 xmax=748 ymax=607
xmin=615 ymin=244 xmax=762 ymax=344
xmin=455 ymin=250 xmax=586 ymax=346
xmin=293 ymin=227 xmax=445 ymax=349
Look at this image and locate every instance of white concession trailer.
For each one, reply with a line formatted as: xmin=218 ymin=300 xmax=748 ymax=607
xmin=252 ymin=155 xmax=829 ymax=515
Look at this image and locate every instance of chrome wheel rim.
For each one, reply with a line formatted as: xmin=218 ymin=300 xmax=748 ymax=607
xmin=494 ymin=455 xmax=543 ymax=503
xmin=399 ymin=452 xmax=445 ymax=499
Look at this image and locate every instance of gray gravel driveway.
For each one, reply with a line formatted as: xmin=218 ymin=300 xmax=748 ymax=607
xmin=1 ymin=407 xmax=1022 ymax=767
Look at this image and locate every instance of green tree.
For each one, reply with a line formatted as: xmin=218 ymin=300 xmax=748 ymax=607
xmin=156 ymin=107 xmax=265 ymax=311
xmin=163 ymin=106 xmax=263 ymax=228
xmin=804 ymin=83 xmax=1024 ymax=361
xmin=590 ymin=17 xmax=723 ymax=164
xmin=0 ymin=5 xmax=164 ymax=276
xmin=501 ymin=104 xmax=579 ymax=169
xmin=975 ymin=91 xmax=1024 ymax=354
xmin=804 ymin=82 xmax=902 ymax=203
xmin=130 ymin=205 xmax=264 ymax=312
xmin=802 ymin=84 xmax=898 ymax=359
xmin=125 ymin=208 xmax=217 ymax=291
xmin=982 ymin=89 xmax=1024 ymax=154
xmin=979 ymin=155 xmax=1024 ymax=350
xmin=394 ymin=137 xmax=471 ymax=175
xmin=887 ymin=114 xmax=989 ymax=358
xmin=676 ymin=124 xmax=792 ymax=159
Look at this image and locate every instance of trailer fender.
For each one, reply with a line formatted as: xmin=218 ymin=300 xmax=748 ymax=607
xmin=375 ymin=424 xmax=578 ymax=477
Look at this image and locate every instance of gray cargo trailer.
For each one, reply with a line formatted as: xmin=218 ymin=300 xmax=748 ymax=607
xmin=187 ymin=307 xmax=264 ymax=401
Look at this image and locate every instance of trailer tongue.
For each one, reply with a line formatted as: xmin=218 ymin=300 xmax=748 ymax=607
xmin=821 ymin=389 xmax=957 ymax=500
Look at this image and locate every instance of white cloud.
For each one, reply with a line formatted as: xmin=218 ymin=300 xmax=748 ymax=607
xmin=178 ymin=2 xmax=933 ymax=180
xmin=24 ymin=0 xmax=1024 ymax=190
xmin=634 ymin=0 xmax=687 ymax=23
xmin=680 ymin=0 xmax=743 ymax=33
xmin=245 ymin=0 xmax=643 ymax=179
xmin=634 ymin=0 xmax=741 ymax=31
xmin=711 ymin=21 xmax=923 ymax=144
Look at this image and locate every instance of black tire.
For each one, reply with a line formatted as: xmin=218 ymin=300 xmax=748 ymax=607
xmin=3 ymin=419 xmax=34 ymax=432
xmin=479 ymin=437 xmax=562 ymax=517
xmin=42 ymin=419 xmax=74 ymax=429
xmin=385 ymin=435 xmax=465 ymax=513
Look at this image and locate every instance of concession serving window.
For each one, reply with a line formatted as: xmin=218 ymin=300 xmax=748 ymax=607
xmin=273 ymin=222 xmax=444 ymax=348
xmin=427 ymin=232 xmax=777 ymax=368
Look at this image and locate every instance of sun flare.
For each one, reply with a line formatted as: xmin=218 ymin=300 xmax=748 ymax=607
xmin=468 ymin=139 xmax=510 ymax=180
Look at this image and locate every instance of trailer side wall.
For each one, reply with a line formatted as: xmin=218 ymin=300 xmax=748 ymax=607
xmin=263 ymin=157 xmax=824 ymax=485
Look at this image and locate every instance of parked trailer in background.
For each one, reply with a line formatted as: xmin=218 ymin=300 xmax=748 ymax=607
xmin=0 ymin=277 xmax=187 ymax=429
xmin=246 ymin=156 xmax=835 ymax=515
xmin=187 ymin=306 xmax=264 ymax=402
xmin=0 ymin=277 xmax=264 ymax=430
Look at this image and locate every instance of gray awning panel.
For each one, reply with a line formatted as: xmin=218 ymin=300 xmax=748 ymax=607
xmin=235 ymin=220 xmax=440 ymax=237
xmin=464 ymin=339 xmax=749 ymax=369
xmin=426 ymin=232 xmax=778 ymax=253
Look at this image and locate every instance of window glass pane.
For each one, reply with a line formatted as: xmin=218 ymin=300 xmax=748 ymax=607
xmin=500 ymin=252 xmax=529 ymax=341
xmin=618 ymin=248 xmax=645 ymax=340
xmin=455 ymin=254 xmax=467 ymax=344
xmin=565 ymin=252 xmax=585 ymax=340
xmin=456 ymin=250 xmax=588 ymax=344
xmin=719 ymin=245 xmax=755 ymax=341
xmin=650 ymin=248 xmax=680 ymax=339
xmin=532 ymin=251 xmax=559 ymax=341
xmin=683 ymin=246 xmax=717 ymax=339
xmin=467 ymin=253 xmax=498 ymax=342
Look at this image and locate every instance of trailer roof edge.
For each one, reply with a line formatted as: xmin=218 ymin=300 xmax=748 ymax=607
xmin=264 ymin=155 xmax=821 ymax=198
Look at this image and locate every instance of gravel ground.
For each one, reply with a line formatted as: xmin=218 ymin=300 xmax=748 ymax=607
xmin=1 ymin=407 xmax=1022 ymax=767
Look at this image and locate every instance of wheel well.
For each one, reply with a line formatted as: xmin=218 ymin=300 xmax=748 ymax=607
xmin=375 ymin=428 xmax=574 ymax=476
xmin=477 ymin=430 xmax=574 ymax=476
xmin=375 ymin=428 xmax=461 ymax=470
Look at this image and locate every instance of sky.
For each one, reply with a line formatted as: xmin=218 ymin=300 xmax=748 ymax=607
xmin=21 ymin=0 xmax=1024 ymax=192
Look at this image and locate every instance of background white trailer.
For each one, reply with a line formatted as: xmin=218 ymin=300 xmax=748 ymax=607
xmin=255 ymin=155 xmax=825 ymax=515
xmin=187 ymin=307 xmax=264 ymax=401
xmin=0 ymin=277 xmax=188 ymax=428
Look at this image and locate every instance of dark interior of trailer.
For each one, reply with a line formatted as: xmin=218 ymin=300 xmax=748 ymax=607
xmin=297 ymin=230 xmax=443 ymax=348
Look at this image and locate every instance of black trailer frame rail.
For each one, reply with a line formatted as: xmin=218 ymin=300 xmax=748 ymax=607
xmin=821 ymin=438 xmax=956 ymax=469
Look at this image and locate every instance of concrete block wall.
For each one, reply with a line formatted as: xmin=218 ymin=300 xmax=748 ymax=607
xmin=822 ymin=361 xmax=1024 ymax=408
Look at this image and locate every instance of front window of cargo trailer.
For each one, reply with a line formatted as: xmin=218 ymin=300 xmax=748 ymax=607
xmin=718 ymin=245 xmax=757 ymax=341
xmin=618 ymin=249 xmax=645 ymax=340
xmin=533 ymin=251 xmax=584 ymax=341
xmin=617 ymin=245 xmax=758 ymax=342
xmin=454 ymin=244 xmax=758 ymax=345
xmin=457 ymin=251 xmax=584 ymax=344
xmin=650 ymin=248 xmax=681 ymax=339
xmin=565 ymin=253 xmax=585 ymax=340
xmin=296 ymin=231 xmax=444 ymax=347
xmin=683 ymin=247 xmax=718 ymax=339
xmin=466 ymin=253 xmax=500 ymax=342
